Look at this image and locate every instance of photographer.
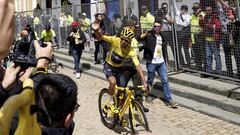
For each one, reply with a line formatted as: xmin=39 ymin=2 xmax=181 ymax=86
xmin=13 ymin=30 xmax=37 ymax=68
xmin=1 ymin=41 xmax=53 ymax=107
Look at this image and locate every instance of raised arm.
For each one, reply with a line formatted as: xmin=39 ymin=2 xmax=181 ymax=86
xmin=92 ymin=22 xmax=103 ymax=40
xmin=217 ymin=0 xmax=230 ymax=9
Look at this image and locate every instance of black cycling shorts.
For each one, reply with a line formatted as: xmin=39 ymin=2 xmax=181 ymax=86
xmin=103 ymin=62 xmax=126 ymax=87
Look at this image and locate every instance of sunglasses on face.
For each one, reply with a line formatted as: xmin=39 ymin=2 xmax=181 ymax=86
xmin=121 ymin=38 xmax=130 ymax=43
xmin=154 ymin=25 xmax=161 ymax=29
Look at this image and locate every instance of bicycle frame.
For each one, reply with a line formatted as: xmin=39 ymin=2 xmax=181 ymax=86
xmin=113 ymin=86 xmax=143 ymax=121
xmin=0 ymin=79 xmax=41 ymax=135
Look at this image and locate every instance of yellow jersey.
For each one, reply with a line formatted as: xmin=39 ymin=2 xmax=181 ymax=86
xmin=41 ymin=29 xmax=56 ymax=42
xmin=102 ymin=35 xmax=140 ymax=67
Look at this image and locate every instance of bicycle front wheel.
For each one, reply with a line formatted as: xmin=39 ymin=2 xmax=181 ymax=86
xmin=129 ymin=100 xmax=149 ymax=134
xmin=98 ymin=88 xmax=116 ymax=129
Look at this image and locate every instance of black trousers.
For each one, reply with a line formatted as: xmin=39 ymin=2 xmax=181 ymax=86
xmin=94 ymin=40 xmax=109 ymax=62
xmin=123 ymin=65 xmax=143 ymax=101
xmin=162 ymin=31 xmax=191 ymax=66
xmin=233 ymin=39 xmax=240 ymax=78
xmin=192 ymin=33 xmax=206 ymax=71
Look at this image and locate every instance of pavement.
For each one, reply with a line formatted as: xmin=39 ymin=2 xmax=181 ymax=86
xmin=57 ymin=67 xmax=240 ymax=135
xmin=55 ymin=48 xmax=240 ymax=125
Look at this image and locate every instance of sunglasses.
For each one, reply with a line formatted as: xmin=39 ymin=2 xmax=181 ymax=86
xmin=121 ymin=38 xmax=130 ymax=43
xmin=154 ymin=25 xmax=161 ymax=29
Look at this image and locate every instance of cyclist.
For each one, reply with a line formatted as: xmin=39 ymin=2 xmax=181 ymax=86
xmin=41 ymin=24 xmax=59 ymax=46
xmin=92 ymin=23 xmax=149 ymax=97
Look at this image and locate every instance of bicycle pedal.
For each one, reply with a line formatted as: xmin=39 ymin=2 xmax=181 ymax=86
xmin=120 ymin=119 xmax=127 ymax=127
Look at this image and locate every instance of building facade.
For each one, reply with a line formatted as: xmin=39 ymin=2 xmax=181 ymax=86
xmin=14 ymin=0 xmax=38 ymax=12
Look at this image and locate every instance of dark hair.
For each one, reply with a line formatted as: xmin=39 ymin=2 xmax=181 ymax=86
xmin=155 ymin=19 xmax=162 ymax=24
xmin=36 ymin=74 xmax=78 ymax=127
xmin=126 ymin=8 xmax=132 ymax=14
xmin=161 ymin=2 xmax=168 ymax=7
xmin=113 ymin=13 xmax=121 ymax=19
xmin=45 ymin=24 xmax=51 ymax=31
xmin=95 ymin=13 xmax=102 ymax=18
xmin=181 ymin=5 xmax=188 ymax=11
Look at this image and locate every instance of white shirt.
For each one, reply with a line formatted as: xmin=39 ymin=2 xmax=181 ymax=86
xmin=173 ymin=0 xmax=190 ymax=31
xmin=151 ymin=34 xmax=165 ymax=64
xmin=59 ymin=15 xmax=67 ymax=27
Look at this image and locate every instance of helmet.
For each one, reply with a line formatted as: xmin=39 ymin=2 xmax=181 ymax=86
xmin=120 ymin=28 xmax=135 ymax=40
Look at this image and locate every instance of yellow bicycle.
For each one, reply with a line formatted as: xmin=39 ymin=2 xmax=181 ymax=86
xmin=98 ymin=85 xmax=149 ymax=134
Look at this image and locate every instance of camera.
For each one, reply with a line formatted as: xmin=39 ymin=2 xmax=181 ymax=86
xmin=12 ymin=32 xmax=37 ymax=68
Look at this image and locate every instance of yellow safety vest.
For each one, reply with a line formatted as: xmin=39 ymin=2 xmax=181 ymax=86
xmin=140 ymin=12 xmax=155 ymax=33
xmin=66 ymin=15 xmax=74 ymax=26
xmin=33 ymin=17 xmax=40 ymax=25
xmin=190 ymin=12 xmax=204 ymax=44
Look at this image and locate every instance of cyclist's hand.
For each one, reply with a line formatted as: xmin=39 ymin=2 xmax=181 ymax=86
xmin=92 ymin=23 xmax=100 ymax=31
xmin=143 ymin=82 xmax=150 ymax=94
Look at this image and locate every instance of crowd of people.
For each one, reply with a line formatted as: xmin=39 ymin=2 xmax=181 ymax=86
xmin=16 ymin=0 xmax=240 ymax=79
xmin=1 ymin=0 xmax=240 ymax=134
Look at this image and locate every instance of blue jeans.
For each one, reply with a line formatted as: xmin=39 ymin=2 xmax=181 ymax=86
xmin=146 ymin=62 xmax=172 ymax=102
xmin=72 ymin=49 xmax=82 ymax=73
xmin=205 ymin=40 xmax=222 ymax=73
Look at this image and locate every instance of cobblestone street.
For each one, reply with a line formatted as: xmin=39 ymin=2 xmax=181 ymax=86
xmin=57 ymin=68 xmax=240 ymax=135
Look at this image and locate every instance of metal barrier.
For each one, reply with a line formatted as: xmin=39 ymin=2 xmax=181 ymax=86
xmin=0 ymin=79 xmax=41 ymax=135
xmin=166 ymin=0 xmax=240 ymax=82
xmin=14 ymin=0 xmax=240 ymax=81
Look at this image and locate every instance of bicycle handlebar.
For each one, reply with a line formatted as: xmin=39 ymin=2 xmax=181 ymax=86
xmin=115 ymin=85 xmax=144 ymax=91
xmin=115 ymin=85 xmax=150 ymax=96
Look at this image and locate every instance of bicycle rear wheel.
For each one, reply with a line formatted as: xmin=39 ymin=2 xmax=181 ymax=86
xmin=98 ymin=88 xmax=116 ymax=129
xmin=129 ymin=100 xmax=149 ymax=134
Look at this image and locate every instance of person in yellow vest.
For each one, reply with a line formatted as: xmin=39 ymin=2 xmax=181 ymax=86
xmin=66 ymin=13 xmax=74 ymax=33
xmin=140 ymin=6 xmax=155 ymax=33
xmin=66 ymin=13 xmax=74 ymax=55
xmin=33 ymin=16 xmax=41 ymax=37
xmin=190 ymin=3 xmax=206 ymax=77
xmin=79 ymin=13 xmax=91 ymax=51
